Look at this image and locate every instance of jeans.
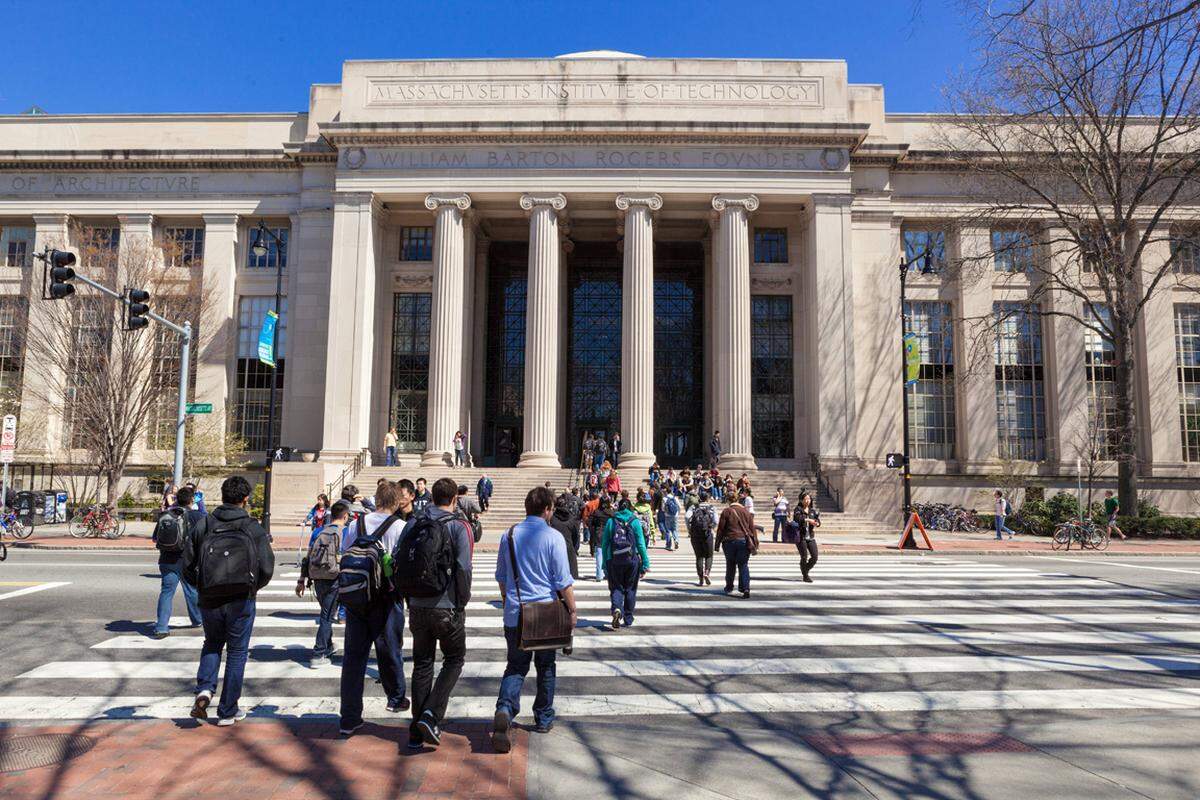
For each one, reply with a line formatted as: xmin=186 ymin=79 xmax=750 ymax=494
xmin=409 ymin=607 xmax=467 ymax=725
xmin=312 ymin=579 xmax=338 ymax=659
xmin=594 ymin=550 xmax=606 ymax=581
xmin=607 ymin=559 xmax=640 ymax=624
xmin=772 ymin=515 xmax=786 ymax=542
xmin=455 ymin=449 xmax=465 ymax=467
xmin=995 ymin=515 xmax=1015 ymax=538
xmin=663 ymin=514 xmax=678 ymax=547
xmin=156 ymin=561 xmax=200 ymax=634
xmin=478 ymin=493 xmax=490 ymax=512
xmin=196 ymin=597 xmax=256 ymax=719
xmin=722 ymin=538 xmax=751 ymax=593
xmin=385 ymin=446 xmax=396 ymax=466
xmin=797 ymin=537 xmax=818 ymax=577
xmin=612 ymin=451 xmax=619 ymax=467
xmin=340 ymin=600 xmax=406 ymax=727
xmin=496 ymin=626 xmax=557 ymax=727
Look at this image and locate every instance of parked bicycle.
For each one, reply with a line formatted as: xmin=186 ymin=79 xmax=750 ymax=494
xmin=1 ymin=510 xmax=28 ymax=540
xmin=1051 ymin=519 xmax=1108 ymax=551
xmin=68 ymin=504 xmax=126 ymax=539
xmin=913 ymin=502 xmax=981 ymax=532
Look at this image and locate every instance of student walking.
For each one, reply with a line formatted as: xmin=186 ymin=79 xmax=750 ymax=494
xmin=771 ymin=489 xmax=789 ymax=543
xmin=186 ymin=476 xmax=275 ymax=725
xmin=708 ymin=429 xmax=722 ymax=469
xmin=793 ymin=491 xmax=820 ymax=582
xmin=715 ymin=495 xmax=758 ymax=599
xmin=393 ymin=477 xmax=474 ymax=749
xmin=152 ymin=485 xmax=204 ymax=639
xmin=492 ymin=487 xmax=577 ymax=751
xmin=548 ymin=493 xmax=581 ymax=580
xmin=610 ymin=431 xmax=621 ymax=468
xmin=296 ymin=500 xmax=348 ymax=666
xmin=661 ymin=491 xmax=680 ymax=550
xmin=1103 ymin=490 xmax=1127 ymax=540
xmin=477 ymin=473 xmax=494 ymax=512
xmin=603 ymin=497 xmax=651 ymax=629
xmin=589 ymin=495 xmax=614 ymax=581
xmin=993 ymin=490 xmax=1015 ymax=540
xmin=686 ymin=493 xmax=718 ymax=585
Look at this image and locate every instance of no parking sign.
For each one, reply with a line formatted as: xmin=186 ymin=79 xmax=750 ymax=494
xmin=0 ymin=414 xmax=16 ymax=464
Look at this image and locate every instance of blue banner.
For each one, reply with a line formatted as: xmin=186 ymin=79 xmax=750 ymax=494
xmin=257 ymin=309 xmax=278 ymax=367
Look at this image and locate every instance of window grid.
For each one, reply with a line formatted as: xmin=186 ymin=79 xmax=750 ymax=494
xmin=993 ymin=302 xmax=1046 ymax=460
xmin=0 ymin=297 xmax=27 ymax=405
xmin=164 ymin=226 xmax=204 ymax=268
xmin=146 ymin=297 xmax=199 ymax=449
xmin=1172 ymin=230 xmax=1200 ymax=274
xmin=903 ymin=228 xmax=947 ymax=272
xmin=1175 ymin=305 xmax=1200 ymax=461
xmin=1 ymin=227 xmax=33 ymax=268
xmin=64 ymin=298 xmax=112 ymax=449
xmin=78 ymin=226 xmax=121 ymax=272
xmin=753 ymin=228 xmax=788 ymax=264
xmin=400 ymin=226 xmax=434 ymax=261
xmin=246 ymin=226 xmax=288 ymax=270
xmin=750 ymin=295 xmax=795 ymax=459
xmin=233 ymin=297 xmax=286 ymax=450
xmin=992 ymin=229 xmax=1035 ymax=273
xmin=389 ymin=293 xmax=432 ymax=453
xmin=1084 ymin=305 xmax=1120 ymax=460
xmin=904 ymin=301 xmax=956 ymax=459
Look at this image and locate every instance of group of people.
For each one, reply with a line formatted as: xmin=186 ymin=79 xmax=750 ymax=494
xmin=382 ymin=429 xmax=472 ymax=468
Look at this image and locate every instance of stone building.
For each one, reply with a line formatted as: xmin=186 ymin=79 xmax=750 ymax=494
xmin=0 ymin=54 xmax=1197 ymax=518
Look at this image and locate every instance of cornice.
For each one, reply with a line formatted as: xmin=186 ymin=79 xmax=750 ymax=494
xmin=0 ymin=152 xmax=298 ymax=171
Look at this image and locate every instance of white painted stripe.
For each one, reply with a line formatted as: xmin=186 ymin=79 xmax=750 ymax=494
xmin=1026 ymin=556 xmax=1200 ymax=577
xmin=0 ymin=582 xmax=71 ymax=601
xmin=276 ymin=568 xmax=1051 ymax=581
xmin=98 ymin=627 xmax=1200 ymax=651
xmin=21 ymin=652 xmax=1200 ymax=682
xmin=2 ymin=687 xmax=1199 ymax=720
xmin=266 ymin=577 xmax=1106 ymax=592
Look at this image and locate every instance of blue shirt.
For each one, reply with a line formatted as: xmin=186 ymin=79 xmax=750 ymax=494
xmin=495 ymin=515 xmax=574 ymax=628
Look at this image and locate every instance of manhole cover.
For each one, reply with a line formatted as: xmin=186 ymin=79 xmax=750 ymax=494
xmin=0 ymin=734 xmax=96 ymax=773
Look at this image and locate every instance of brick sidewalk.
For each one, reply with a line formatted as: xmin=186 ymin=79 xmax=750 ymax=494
xmin=0 ymin=720 xmax=526 ymax=800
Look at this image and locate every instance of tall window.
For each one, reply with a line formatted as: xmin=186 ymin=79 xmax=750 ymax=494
xmin=246 ymin=225 xmax=287 ymax=270
xmin=64 ymin=298 xmax=112 ymax=449
xmin=1083 ymin=305 xmax=1119 ymax=460
xmin=992 ymin=229 xmax=1035 ymax=273
xmin=400 ymin=226 xmax=433 ymax=261
xmin=233 ymin=297 xmax=286 ymax=450
xmin=164 ymin=226 xmax=204 ymax=268
xmin=483 ymin=243 xmax=527 ymax=464
xmin=1176 ymin=305 xmax=1200 ymax=462
xmin=389 ymin=293 xmax=432 ymax=452
xmin=1 ymin=226 xmax=33 ymax=267
xmin=904 ymin=301 xmax=956 ymax=459
xmin=0 ymin=297 xmax=27 ymax=410
xmin=750 ymin=295 xmax=794 ymax=458
xmin=78 ymin=225 xmax=121 ymax=272
xmin=1172 ymin=229 xmax=1199 ymax=274
xmin=903 ymin=228 xmax=947 ymax=272
xmin=753 ymin=228 xmax=788 ymax=264
xmin=146 ymin=298 xmax=199 ymax=448
xmin=994 ymin=302 xmax=1046 ymax=460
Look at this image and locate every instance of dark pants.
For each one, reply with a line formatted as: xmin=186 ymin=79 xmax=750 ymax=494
xmin=478 ymin=493 xmax=490 ymax=512
xmin=312 ymin=579 xmax=338 ymax=659
xmin=196 ymin=597 xmax=256 ymax=720
xmin=691 ymin=532 xmax=714 ymax=578
xmin=340 ymin=600 xmax=406 ymax=727
xmin=612 ymin=451 xmax=619 ymax=467
xmin=408 ymin=607 xmax=467 ymax=726
xmin=156 ymin=560 xmax=201 ymax=634
xmin=496 ymin=626 xmax=557 ymax=727
xmin=796 ymin=537 xmax=818 ymax=577
xmin=606 ymin=558 xmax=641 ymax=624
xmin=722 ymin=538 xmax=751 ymax=593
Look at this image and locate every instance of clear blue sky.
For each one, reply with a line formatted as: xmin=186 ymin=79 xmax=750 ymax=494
xmin=1 ymin=0 xmax=976 ymax=116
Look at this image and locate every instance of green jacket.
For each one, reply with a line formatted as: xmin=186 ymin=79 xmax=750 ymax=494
xmin=602 ymin=509 xmax=651 ymax=569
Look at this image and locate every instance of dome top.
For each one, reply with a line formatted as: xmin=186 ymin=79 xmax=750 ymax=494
xmin=554 ymin=50 xmax=646 ymax=59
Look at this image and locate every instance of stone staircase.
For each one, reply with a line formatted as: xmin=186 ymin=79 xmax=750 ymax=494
xmin=288 ymin=465 xmax=894 ymax=541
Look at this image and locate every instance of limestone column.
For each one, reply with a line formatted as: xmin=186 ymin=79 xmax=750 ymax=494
xmin=197 ymin=214 xmax=239 ymax=448
xmin=1134 ymin=225 xmax=1182 ymax=472
xmin=421 ymin=193 xmax=472 ymax=467
xmin=18 ymin=214 xmax=71 ymax=456
xmin=955 ymin=225 xmax=1000 ymax=468
xmin=1043 ymin=226 xmax=1088 ymax=469
xmin=616 ymin=193 xmax=662 ymax=471
xmin=518 ymin=193 xmax=567 ymax=468
xmin=469 ymin=230 xmax=490 ymax=465
xmin=711 ymin=194 xmax=758 ymax=471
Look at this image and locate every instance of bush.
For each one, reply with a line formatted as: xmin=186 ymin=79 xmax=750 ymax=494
xmin=1045 ymin=492 xmax=1080 ymax=524
xmin=249 ymin=483 xmax=265 ymax=518
xmin=1117 ymin=515 xmax=1200 ymax=539
xmin=116 ymin=490 xmax=139 ymax=509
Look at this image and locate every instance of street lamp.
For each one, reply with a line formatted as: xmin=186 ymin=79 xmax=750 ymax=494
xmin=251 ymin=221 xmax=286 ymax=534
xmin=898 ymin=248 xmax=935 ymax=530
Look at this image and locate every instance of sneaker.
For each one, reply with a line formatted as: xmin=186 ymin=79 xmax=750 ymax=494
xmin=407 ymin=732 xmax=424 ymax=750
xmin=532 ymin=720 xmax=555 ymax=734
xmin=611 ymin=609 xmax=622 ymax=629
xmin=152 ymin=631 xmax=169 ymax=640
xmin=309 ymin=656 xmax=331 ymax=669
xmin=802 ymin=575 xmax=813 ymax=583
xmin=216 ymin=710 xmax=247 ymax=727
xmin=190 ymin=691 xmax=212 ymax=720
xmin=741 ymin=591 xmax=751 ymax=599
xmin=704 ymin=575 xmax=712 ymax=586
xmin=386 ymin=697 xmax=411 ymax=713
xmin=417 ymin=711 xmax=441 ymax=747
xmin=492 ymin=710 xmax=512 ymax=753
xmin=339 ymin=721 xmax=364 ymax=736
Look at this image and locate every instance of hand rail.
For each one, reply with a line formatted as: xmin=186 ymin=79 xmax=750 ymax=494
xmin=325 ymin=450 xmax=365 ymax=499
xmin=809 ymin=454 xmax=843 ymax=513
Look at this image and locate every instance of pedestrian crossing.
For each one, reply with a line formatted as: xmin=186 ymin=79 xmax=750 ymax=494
xmin=4 ymin=553 xmax=1200 ymax=722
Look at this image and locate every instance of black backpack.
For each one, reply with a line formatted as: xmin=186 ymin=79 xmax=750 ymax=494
xmin=155 ymin=507 xmax=189 ymax=553
xmin=199 ymin=519 xmax=260 ymax=599
xmin=689 ymin=505 xmax=715 ymax=538
xmin=392 ymin=513 xmax=458 ymax=599
xmin=337 ymin=515 xmax=402 ymax=611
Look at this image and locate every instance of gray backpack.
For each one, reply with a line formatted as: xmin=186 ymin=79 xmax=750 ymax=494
xmin=306 ymin=524 xmax=341 ymax=581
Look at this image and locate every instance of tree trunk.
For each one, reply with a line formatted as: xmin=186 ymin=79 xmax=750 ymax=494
xmin=105 ymin=469 xmax=121 ymax=508
xmin=1111 ymin=326 xmax=1139 ymax=518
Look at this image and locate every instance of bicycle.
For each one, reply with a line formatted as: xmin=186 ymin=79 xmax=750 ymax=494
xmin=0 ymin=510 xmax=28 ymax=540
xmin=1051 ymin=519 xmax=1108 ymax=551
xmin=68 ymin=504 xmax=126 ymax=539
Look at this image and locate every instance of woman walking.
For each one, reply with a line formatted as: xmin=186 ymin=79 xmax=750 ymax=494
xmin=452 ymin=430 xmax=467 ymax=467
xmin=793 ymin=491 xmax=820 ymax=582
xmin=305 ymin=493 xmax=332 ymax=532
xmin=604 ymin=464 xmax=622 ymax=503
xmin=632 ymin=489 xmax=659 ymax=547
xmin=715 ymin=494 xmax=758 ymax=598
xmin=602 ymin=497 xmax=650 ymax=629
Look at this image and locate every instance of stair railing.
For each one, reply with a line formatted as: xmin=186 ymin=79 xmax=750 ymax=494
xmin=325 ymin=450 xmax=366 ymax=499
xmin=810 ymin=454 xmax=843 ymax=512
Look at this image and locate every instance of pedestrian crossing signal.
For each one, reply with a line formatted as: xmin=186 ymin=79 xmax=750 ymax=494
xmin=885 ymin=453 xmax=906 ymax=469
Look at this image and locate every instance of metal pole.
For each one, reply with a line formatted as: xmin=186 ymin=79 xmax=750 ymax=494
xmin=899 ymin=263 xmax=914 ymax=525
xmin=172 ymin=321 xmax=192 ymax=488
xmin=261 ymin=251 xmax=284 ymax=534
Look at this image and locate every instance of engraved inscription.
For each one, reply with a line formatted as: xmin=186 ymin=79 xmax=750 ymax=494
xmin=350 ymin=146 xmax=849 ymax=172
xmin=5 ymin=174 xmax=203 ymax=194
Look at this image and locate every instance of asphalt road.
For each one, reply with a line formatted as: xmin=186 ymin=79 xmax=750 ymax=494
xmin=2 ymin=550 xmax=1199 ymax=799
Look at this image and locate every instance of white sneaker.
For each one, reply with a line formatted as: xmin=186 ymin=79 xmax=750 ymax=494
xmin=309 ymin=656 xmax=331 ymax=668
xmin=216 ymin=709 xmax=248 ymax=727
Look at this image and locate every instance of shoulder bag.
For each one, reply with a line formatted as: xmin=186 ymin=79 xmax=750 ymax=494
xmin=506 ymin=526 xmax=574 ymax=651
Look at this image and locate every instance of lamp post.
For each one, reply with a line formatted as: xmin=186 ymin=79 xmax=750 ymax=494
xmin=250 ymin=221 xmax=286 ymax=534
xmin=898 ymin=250 xmax=935 ymax=529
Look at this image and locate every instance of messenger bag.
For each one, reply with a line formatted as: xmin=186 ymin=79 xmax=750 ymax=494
xmin=506 ymin=526 xmax=573 ymax=651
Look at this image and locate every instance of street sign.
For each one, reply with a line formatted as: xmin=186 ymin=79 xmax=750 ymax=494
xmin=186 ymin=403 xmax=213 ymax=415
xmin=0 ymin=414 xmax=16 ymax=464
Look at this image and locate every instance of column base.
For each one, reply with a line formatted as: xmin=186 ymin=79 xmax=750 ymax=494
xmin=517 ymin=450 xmax=562 ymax=468
xmin=420 ymin=450 xmax=453 ymax=468
xmin=718 ymin=453 xmax=758 ymax=471
xmin=617 ymin=451 xmax=655 ymax=472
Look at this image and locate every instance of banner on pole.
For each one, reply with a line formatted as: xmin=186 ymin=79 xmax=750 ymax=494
xmin=257 ymin=310 xmax=279 ymax=367
xmin=903 ymin=332 xmax=920 ymax=386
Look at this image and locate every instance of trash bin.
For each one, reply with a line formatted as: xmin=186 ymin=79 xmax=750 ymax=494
xmin=15 ymin=491 xmax=44 ymax=528
xmin=53 ymin=492 xmax=68 ymax=524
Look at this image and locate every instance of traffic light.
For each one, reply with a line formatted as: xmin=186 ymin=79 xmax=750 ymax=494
xmin=126 ymin=288 xmax=151 ymax=331
xmin=885 ymin=452 xmax=907 ymax=469
xmin=47 ymin=250 xmax=78 ymax=299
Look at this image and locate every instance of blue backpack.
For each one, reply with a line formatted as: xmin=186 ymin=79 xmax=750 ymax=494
xmin=665 ymin=495 xmax=679 ymax=516
xmin=609 ymin=517 xmax=638 ymax=566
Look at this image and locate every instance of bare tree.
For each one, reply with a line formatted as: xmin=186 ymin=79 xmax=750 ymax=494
xmin=25 ymin=225 xmax=212 ymax=506
xmin=937 ymin=0 xmax=1200 ymax=513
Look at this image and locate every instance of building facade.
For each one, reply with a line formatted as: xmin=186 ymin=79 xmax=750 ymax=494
xmin=1 ymin=55 xmax=1197 ymax=516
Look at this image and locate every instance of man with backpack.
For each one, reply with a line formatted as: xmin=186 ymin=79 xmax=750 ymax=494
xmin=662 ymin=491 xmax=681 ymax=551
xmin=393 ymin=477 xmax=474 ymax=750
xmin=588 ymin=495 xmax=614 ymax=581
xmin=152 ymin=485 xmax=204 ymax=639
xmin=456 ymin=484 xmax=483 ymax=547
xmin=687 ymin=492 xmax=718 ymax=586
xmin=296 ymin=499 xmax=349 ymax=667
xmin=602 ymin=497 xmax=651 ymax=629
xmin=337 ymin=480 xmax=411 ymax=735
xmin=186 ymin=476 xmax=274 ymax=726
xmin=548 ymin=493 xmax=581 ymax=580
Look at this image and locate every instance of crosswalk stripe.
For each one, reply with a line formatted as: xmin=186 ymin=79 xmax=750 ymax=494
xmin=2 ymin=687 xmax=1199 ymax=721
xmin=19 ymin=652 xmax=1200 ymax=681
xmin=257 ymin=585 xmax=1148 ymax=598
xmin=0 ymin=582 xmax=71 ymax=601
xmin=266 ymin=578 xmax=1110 ymax=592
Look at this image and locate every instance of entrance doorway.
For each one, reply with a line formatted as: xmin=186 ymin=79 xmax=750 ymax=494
xmin=482 ymin=242 xmax=528 ymax=466
xmin=567 ymin=242 xmax=622 ymax=467
xmin=653 ymin=242 xmax=705 ymax=467
xmin=389 ymin=292 xmax=432 ymax=453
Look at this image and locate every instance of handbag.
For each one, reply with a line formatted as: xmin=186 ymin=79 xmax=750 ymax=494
xmin=782 ymin=520 xmax=801 ymax=544
xmin=506 ymin=527 xmax=574 ymax=651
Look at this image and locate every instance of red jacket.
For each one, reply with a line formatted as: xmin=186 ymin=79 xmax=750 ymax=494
xmin=605 ymin=472 xmax=622 ymax=494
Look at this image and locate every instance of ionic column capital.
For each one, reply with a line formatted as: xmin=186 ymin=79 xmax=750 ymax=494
xmin=520 ymin=193 xmax=567 ymax=215
xmin=424 ymin=193 xmax=473 ymax=213
xmin=711 ymin=194 xmax=760 ymax=213
xmin=615 ymin=193 xmax=664 ymax=213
